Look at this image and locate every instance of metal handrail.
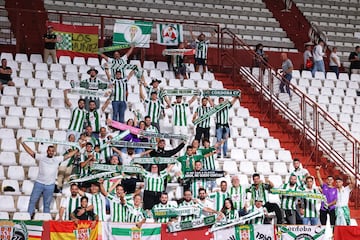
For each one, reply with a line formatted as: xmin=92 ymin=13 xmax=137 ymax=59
xmin=220 ymin=28 xmax=360 ymax=188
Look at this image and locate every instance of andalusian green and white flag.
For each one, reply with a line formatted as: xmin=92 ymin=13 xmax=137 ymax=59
xmin=214 ymin=224 xmax=275 ymax=240
xmin=156 ymin=23 xmax=183 ymax=46
xmin=56 ymin=32 xmax=72 ymax=50
xmin=102 ymin=222 xmax=161 ymax=240
xmin=277 ymin=225 xmax=326 ymax=240
xmin=113 ymin=20 xmax=152 ymax=48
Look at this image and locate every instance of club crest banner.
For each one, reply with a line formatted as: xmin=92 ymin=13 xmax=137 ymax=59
xmin=113 ymin=20 xmax=152 ymax=48
xmin=156 ymin=23 xmax=183 ymax=46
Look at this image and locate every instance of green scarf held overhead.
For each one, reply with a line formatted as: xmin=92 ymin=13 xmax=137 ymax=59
xmin=270 ymin=188 xmax=325 ymax=200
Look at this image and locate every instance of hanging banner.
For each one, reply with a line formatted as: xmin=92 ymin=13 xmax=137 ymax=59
xmin=113 ymin=20 xmax=152 ymax=48
xmin=49 ymin=22 xmax=98 ymax=58
xmin=102 ymin=222 xmax=161 ymax=240
xmin=161 ymin=224 xmax=214 ymax=240
xmin=334 ymin=226 xmax=360 ymax=240
xmin=156 ymin=23 xmax=183 ymax=46
xmin=45 ymin=220 xmax=100 ymax=240
xmin=276 ymin=225 xmax=326 ymax=240
xmin=214 ymin=224 xmax=275 ymax=240
xmin=0 ymin=220 xmax=44 ymax=240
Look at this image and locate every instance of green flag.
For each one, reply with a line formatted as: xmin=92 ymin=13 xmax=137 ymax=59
xmin=113 ymin=20 xmax=152 ymax=48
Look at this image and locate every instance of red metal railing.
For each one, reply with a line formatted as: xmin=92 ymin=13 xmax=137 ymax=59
xmin=220 ymin=28 xmax=359 ymax=207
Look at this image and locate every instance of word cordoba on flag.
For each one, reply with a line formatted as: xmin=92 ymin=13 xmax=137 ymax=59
xmin=49 ymin=22 xmax=99 ymax=58
xmin=113 ymin=20 xmax=152 ymax=48
xmin=157 ymin=23 xmax=183 ymax=46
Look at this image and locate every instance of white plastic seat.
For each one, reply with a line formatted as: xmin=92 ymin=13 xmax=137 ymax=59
xmin=168 ymin=78 xmax=181 ymax=88
xmin=326 ymin=72 xmax=337 ymax=80
xmin=239 ymin=161 xmax=255 ymax=174
xmin=246 ymin=149 xmax=261 ymax=161
xmin=156 ymin=61 xmax=168 ymax=71
xmin=314 ymin=71 xmax=325 ymax=80
xmin=222 ymin=161 xmax=239 ymax=174
xmin=0 ymin=166 xmax=5 ymax=180
xmin=163 ymin=70 xmax=175 ymax=80
xmin=3 ymin=86 xmax=17 ymax=96
xmin=342 ymin=105 xmax=353 ymax=114
xmin=183 ymin=80 xmax=195 ymax=88
xmin=262 ymin=149 xmax=277 ymax=162
xmin=30 ymin=53 xmax=43 ymax=64
xmin=50 ymin=63 xmax=63 ymax=72
xmin=238 ymin=174 xmax=249 ymax=185
xmin=19 ymin=87 xmax=33 ymax=97
xmin=256 ymin=161 xmax=272 ymax=175
xmin=13 ymin=212 xmax=31 ymax=220
xmin=232 ymin=117 xmax=245 ymax=128
xmin=35 ymin=129 xmax=51 ymax=139
xmin=12 ymin=77 xmax=26 ymax=87
xmin=35 ymin=62 xmax=47 ymax=71
xmin=256 ymin=127 xmax=270 ymax=138
xmin=20 ymin=61 xmax=33 ymax=71
xmin=339 ymin=73 xmax=349 ymax=81
xmin=41 ymin=118 xmax=57 ymax=130
xmin=1 ymin=95 xmax=15 ymax=106
xmin=28 ymin=166 xmax=39 ymax=181
xmin=203 ymin=72 xmax=215 ymax=80
xmin=16 ymin=129 xmax=32 ymax=140
xmin=25 ymin=107 xmax=40 ymax=118
xmin=34 ymin=70 xmax=48 ymax=79
xmin=27 ymin=78 xmax=42 ymax=89
xmin=73 ymin=57 xmax=86 ymax=66
xmin=50 ymin=98 xmax=65 ymax=108
xmin=230 ymin=149 xmax=245 ymax=161
xmin=19 ymin=141 xmax=35 ymax=152
xmin=53 ymin=130 xmax=67 ymax=141
xmin=58 ymin=80 xmax=72 ymax=90
xmin=212 ymin=80 xmax=223 ymax=89
xmin=34 ymin=213 xmax=52 ymax=220
xmin=196 ymin=80 xmax=209 ymax=89
xmin=339 ymin=114 xmax=352 ymax=124
xmin=59 ymin=56 xmax=72 ymax=65
xmin=34 ymin=97 xmax=49 ymax=108
xmin=7 ymin=166 xmax=25 ymax=180
xmin=50 ymin=71 xmax=64 ymax=81
xmin=190 ymin=72 xmax=202 ymax=80
xmin=23 ymin=117 xmax=39 ymax=130
xmin=330 ymin=96 xmax=342 ymax=105
xmin=42 ymin=108 xmax=57 ymax=119
xmin=268 ymin=174 xmax=283 ymax=188
xmin=58 ymin=119 xmax=70 ymax=130
xmin=277 ymin=150 xmax=292 ymax=162
xmin=0 ymin=128 xmax=15 ymax=139
xmin=0 ymin=52 xmax=13 ymax=61
xmin=129 ymin=60 xmax=141 ymax=68
xmin=66 ymin=72 xmax=79 ymax=81
xmin=43 ymin=79 xmax=57 ymax=89
xmin=335 ymin=82 xmax=347 ymax=90
xmin=19 ymin=152 xmax=37 ymax=166
xmin=1 ymin=138 xmax=18 ymax=152
xmin=251 ymin=138 xmax=265 ymax=149
xmin=247 ymin=117 xmax=260 ymax=128
xmin=0 ymin=196 xmax=16 ymax=212
xmin=22 ymin=180 xmax=34 ymax=195
xmin=241 ymin=127 xmax=254 ymax=138
xmin=35 ymin=88 xmax=49 ymax=98
xmin=0 ymin=105 xmax=5 ymax=117
xmin=301 ymin=70 xmax=312 ymax=78
xmin=87 ymin=57 xmax=100 ymax=66
xmin=149 ymin=69 xmax=162 ymax=79
xmin=2 ymin=180 xmax=20 ymax=194
xmin=143 ymin=60 xmax=155 ymax=70
xmin=15 ymin=53 xmax=28 ymax=62
xmin=273 ymin=162 xmax=288 ymax=175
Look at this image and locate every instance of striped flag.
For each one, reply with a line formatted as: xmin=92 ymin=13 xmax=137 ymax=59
xmin=103 ymin=223 xmax=161 ymax=240
xmin=156 ymin=23 xmax=183 ymax=46
xmin=49 ymin=220 xmax=99 ymax=240
xmin=0 ymin=220 xmax=44 ymax=240
xmin=113 ymin=20 xmax=152 ymax=48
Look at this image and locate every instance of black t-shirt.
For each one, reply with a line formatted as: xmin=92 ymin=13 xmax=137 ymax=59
xmin=0 ymin=66 xmax=12 ymax=81
xmin=349 ymin=52 xmax=360 ymax=69
xmin=72 ymin=207 xmax=96 ymax=220
xmin=44 ymin=33 xmax=57 ymax=49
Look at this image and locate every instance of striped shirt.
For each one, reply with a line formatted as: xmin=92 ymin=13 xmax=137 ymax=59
xmin=191 ymin=177 xmax=208 ymax=199
xmin=229 ymin=186 xmax=246 ymax=210
xmin=195 ymin=39 xmax=210 ymax=59
xmin=280 ymin=183 xmax=302 ymax=210
xmin=81 ymin=78 xmax=102 ymax=90
xmin=86 ymin=192 xmax=107 ymax=221
xmin=177 ymin=155 xmax=203 ymax=174
xmin=145 ymin=125 xmax=159 ymax=144
xmin=79 ymin=151 xmax=93 ymax=176
xmin=111 ymin=77 xmax=128 ymax=101
xmin=178 ymin=200 xmax=197 ymax=221
xmin=108 ymin=55 xmax=128 ymax=78
xmin=68 ymin=106 xmax=87 ymax=133
xmin=126 ymin=203 xmax=145 ymax=223
xmin=302 ymin=188 xmax=319 ymax=218
xmin=60 ymin=195 xmax=81 ymax=220
xmin=291 ymin=167 xmax=309 ymax=186
xmin=223 ymin=209 xmax=239 ymax=221
xmin=153 ymin=201 xmax=178 ymax=223
xmin=209 ymin=191 xmax=229 ymax=211
xmin=107 ymin=194 xmax=132 ymax=222
xmin=248 ymin=206 xmax=267 ymax=224
xmin=94 ymin=137 xmax=113 ymax=161
xmin=216 ymin=104 xmax=231 ymax=125
xmin=86 ymin=109 xmax=102 ymax=132
xmin=144 ymin=99 xmax=164 ymax=123
xmin=198 ymin=147 xmax=216 ymax=170
xmin=246 ymin=184 xmax=271 ymax=205
xmin=142 ymin=169 xmax=168 ymax=192
xmin=171 ymin=102 xmax=189 ymax=126
xmin=195 ymin=106 xmax=212 ymax=128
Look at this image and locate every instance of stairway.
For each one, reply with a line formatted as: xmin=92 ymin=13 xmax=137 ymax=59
xmin=263 ymin=0 xmax=311 ymax=52
xmin=5 ymin=0 xmax=47 ymax=53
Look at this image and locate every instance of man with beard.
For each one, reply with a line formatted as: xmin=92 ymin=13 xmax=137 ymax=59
xmin=85 ymin=99 xmax=110 ymax=138
xmin=100 ymin=47 xmax=135 ymax=78
xmin=94 ymin=127 xmax=113 ymax=163
xmin=152 ymin=192 xmax=178 ymax=223
xmin=189 ymin=160 xmax=208 ymax=198
xmin=81 ymin=182 xmax=107 ymax=222
xmin=279 ymin=175 xmax=304 ymax=224
xmin=246 ymin=173 xmax=283 ymax=224
xmin=290 ymin=158 xmax=309 ymax=187
xmin=192 ymin=97 xmax=214 ymax=141
xmin=58 ymin=183 xmax=82 ymax=221
xmin=229 ymin=175 xmax=247 ymax=216
xmin=196 ymin=188 xmax=214 ymax=217
xmin=300 ymin=176 xmax=321 ymax=225
xmin=209 ymin=180 xmax=229 ymax=212
xmin=64 ymin=93 xmax=87 ymax=140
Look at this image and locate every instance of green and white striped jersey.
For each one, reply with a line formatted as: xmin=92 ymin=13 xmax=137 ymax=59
xmin=153 ymin=201 xmax=178 ymax=223
xmin=142 ymin=169 xmax=168 ymax=192
xmin=86 ymin=109 xmax=103 ymax=132
xmin=291 ymin=167 xmax=309 ymax=186
xmin=108 ymin=55 xmax=128 ymax=78
xmin=191 ymin=178 xmax=208 ymax=199
xmin=246 ymin=184 xmax=271 ymax=205
xmin=144 ymin=99 xmax=164 ymax=123
xmin=145 ymin=125 xmax=159 ymax=143
xmin=126 ymin=200 xmax=146 ymax=223
xmin=171 ymin=102 xmax=189 ymax=126
xmin=302 ymin=188 xmax=319 ymax=218
xmin=223 ymin=209 xmax=239 ymax=221
xmin=107 ymin=194 xmax=132 ymax=222
xmin=94 ymin=137 xmax=113 ymax=161
xmin=248 ymin=206 xmax=267 ymax=224
xmin=68 ymin=106 xmax=87 ymax=133
xmin=111 ymin=77 xmax=128 ymax=101
xmin=216 ymin=104 xmax=231 ymax=125
xmin=86 ymin=192 xmax=107 ymax=221
xmin=79 ymin=151 xmax=93 ymax=176
xmin=198 ymin=147 xmax=216 ymax=170
xmin=81 ymin=78 xmax=102 ymax=90
xmin=280 ymin=183 xmax=303 ymax=210
xmin=177 ymin=154 xmax=204 ymax=174
xmin=60 ymin=195 xmax=81 ymax=220
xmin=209 ymin=191 xmax=229 ymax=211
xmin=195 ymin=39 xmax=210 ymax=59
xmin=195 ymin=106 xmax=212 ymax=128
xmin=178 ymin=200 xmax=197 ymax=221
xmin=229 ymin=186 xmax=246 ymax=210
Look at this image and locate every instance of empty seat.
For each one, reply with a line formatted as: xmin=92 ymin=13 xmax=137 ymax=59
xmin=8 ymin=106 xmax=24 ymax=118
xmin=73 ymin=57 xmax=86 ymax=66
xmin=28 ymin=166 xmax=39 ymax=180
xmin=35 ymin=129 xmax=51 ymax=139
xmin=239 ymin=161 xmax=255 ymax=174
xmin=0 ymin=129 xmax=15 ymax=139
xmin=1 ymin=138 xmax=18 ymax=152
xmin=0 ymin=166 xmax=5 ymax=180
xmin=7 ymin=166 xmax=25 ymax=180
xmin=13 ymin=212 xmax=31 ymax=220
xmin=22 ymin=180 xmax=34 ymax=195
xmin=50 ymin=63 xmax=63 ymax=72
xmin=277 ymin=150 xmax=292 ymax=162
xmin=262 ymin=149 xmax=277 ymax=162
xmin=241 ymin=127 xmax=254 ymax=138
xmin=246 ymin=149 xmax=261 ymax=161
xmin=33 ymin=213 xmax=52 ymax=220
xmin=28 ymin=78 xmax=42 ymax=89
xmin=256 ymin=127 xmax=270 ymax=138
xmin=197 ymin=80 xmax=209 ymax=89
xmin=230 ymin=149 xmax=245 ymax=161
xmin=35 ymin=62 xmax=47 ymax=71
xmin=25 ymin=107 xmax=40 ymax=118
xmin=143 ymin=61 xmax=155 ymax=70
xmin=251 ymin=138 xmax=265 ymax=149
xmin=156 ymin=61 xmax=168 ymax=71
xmin=19 ymin=141 xmax=35 ymax=152
xmin=16 ymin=195 xmax=30 ymax=212
xmin=87 ymin=57 xmax=100 ymax=66
xmin=0 ymin=152 xmax=17 ymax=165
xmin=59 ymin=56 xmax=72 ymax=65
xmin=1 ymin=96 xmax=15 ymax=106
xmin=23 ymin=117 xmax=39 ymax=130
xmin=190 ymin=72 xmax=202 ymax=80
xmin=222 ymin=161 xmax=239 ymax=174
xmin=0 ymin=196 xmax=16 ymax=212
xmin=19 ymin=87 xmax=33 ymax=97
xmin=41 ymin=118 xmax=57 ymax=130
xmin=43 ymin=79 xmax=57 ymax=89
xmin=42 ymin=108 xmax=57 ymax=119
xmin=0 ymin=212 xmax=10 ymax=220
xmin=268 ymin=174 xmax=283 ymax=188
xmin=3 ymin=86 xmax=17 ymax=96
xmin=34 ymin=97 xmax=49 ymax=108
xmin=256 ymin=161 xmax=272 ymax=175
xmin=53 ymin=130 xmax=67 ymax=141
xmin=19 ymin=152 xmax=37 ymax=166
xmin=232 ymin=117 xmax=245 ymax=128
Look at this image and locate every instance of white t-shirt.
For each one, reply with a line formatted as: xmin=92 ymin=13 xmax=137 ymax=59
xmin=36 ymin=154 xmax=64 ymax=185
xmin=330 ymin=52 xmax=340 ymax=67
xmin=121 ymin=153 xmax=141 ymax=166
xmin=336 ymin=186 xmax=351 ymax=207
xmin=313 ymin=44 xmax=324 ymax=61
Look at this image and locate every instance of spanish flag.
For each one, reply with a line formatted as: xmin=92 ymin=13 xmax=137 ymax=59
xmin=48 ymin=220 xmax=100 ymax=240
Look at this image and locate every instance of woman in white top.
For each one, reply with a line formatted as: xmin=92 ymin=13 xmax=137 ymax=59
xmin=329 ymin=47 xmax=341 ymax=78
xmin=335 ymin=175 xmax=355 ymax=225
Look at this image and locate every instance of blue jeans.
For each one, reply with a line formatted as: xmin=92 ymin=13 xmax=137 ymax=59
xmin=216 ymin=126 xmax=230 ymax=156
xmin=312 ymin=60 xmax=325 ymax=77
xmin=303 ymin=217 xmax=319 ymax=225
xmin=28 ymin=181 xmax=55 ymax=216
xmin=280 ymin=73 xmax=292 ymax=95
xmin=329 ymin=65 xmax=339 ymax=78
xmin=112 ymin=101 xmax=127 ymax=123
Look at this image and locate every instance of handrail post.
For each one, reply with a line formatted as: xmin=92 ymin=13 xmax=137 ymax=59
xmin=100 ymin=16 xmax=104 ymax=48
